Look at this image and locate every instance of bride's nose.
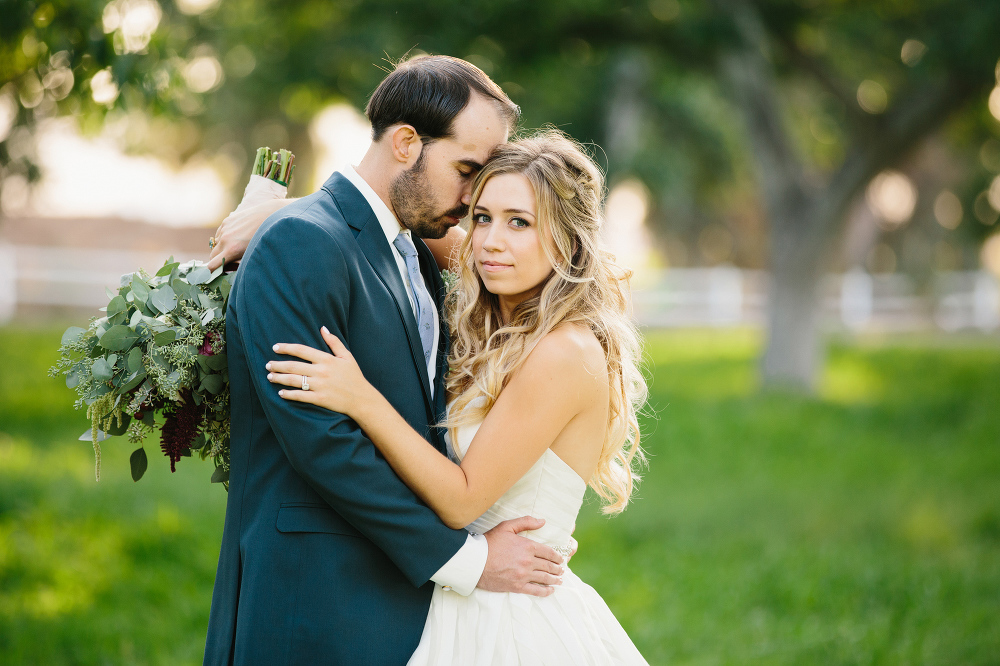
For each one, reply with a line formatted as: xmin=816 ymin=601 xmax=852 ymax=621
xmin=481 ymin=222 xmax=505 ymax=252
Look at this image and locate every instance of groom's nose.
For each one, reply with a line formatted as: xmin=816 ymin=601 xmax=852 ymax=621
xmin=461 ymin=192 xmax=472 ymax=206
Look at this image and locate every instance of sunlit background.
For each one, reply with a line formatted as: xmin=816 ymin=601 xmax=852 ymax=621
xmin=2 ymin=1 xmax=999 ymax=664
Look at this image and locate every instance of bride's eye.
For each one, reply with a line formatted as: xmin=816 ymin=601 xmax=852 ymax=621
xmin=473 ymin=213 xmax=491 ymax=225
xmin=510 ymin=217 xmax=529 ymax=229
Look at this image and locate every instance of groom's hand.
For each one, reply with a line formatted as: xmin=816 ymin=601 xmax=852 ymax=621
xmin=478 ymin=516 xmax=566 ymax=597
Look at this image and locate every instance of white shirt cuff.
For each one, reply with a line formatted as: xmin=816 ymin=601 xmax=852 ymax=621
xmin=429 ymin=532 xmax=488 ymax=596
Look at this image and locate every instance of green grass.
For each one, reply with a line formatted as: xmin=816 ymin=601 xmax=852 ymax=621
xmin=2 ymin=325 xmax=999 ymax=664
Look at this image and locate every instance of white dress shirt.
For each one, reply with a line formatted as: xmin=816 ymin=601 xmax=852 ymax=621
xmin=340 ymin=167 xmax=488 ymax=596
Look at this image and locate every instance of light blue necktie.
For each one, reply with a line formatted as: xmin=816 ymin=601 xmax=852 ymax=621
xmin=392 ymin=232 xmax=435 ymax=366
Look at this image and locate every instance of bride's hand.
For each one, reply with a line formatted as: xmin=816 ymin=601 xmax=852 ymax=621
xmin=266 ymin=327 xmax=374 ymax=416
xmin=207 ymin=198 xmax=294 ymax=270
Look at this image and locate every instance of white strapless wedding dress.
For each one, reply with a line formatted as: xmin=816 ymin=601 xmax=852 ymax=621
xmin=407 ymin=404 xmax=648 ymax=666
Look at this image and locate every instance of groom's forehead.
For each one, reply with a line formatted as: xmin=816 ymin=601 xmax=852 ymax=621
xmin=447 ymin=96 xmax=508 ymax=152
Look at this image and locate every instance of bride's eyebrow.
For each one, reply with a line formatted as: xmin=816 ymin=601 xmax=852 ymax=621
xmin=473 ymin=205 xmax=534 ymax=217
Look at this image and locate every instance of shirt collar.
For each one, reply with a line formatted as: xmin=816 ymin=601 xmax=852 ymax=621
xmin=340 ymin=166 xmax=409 ymax=247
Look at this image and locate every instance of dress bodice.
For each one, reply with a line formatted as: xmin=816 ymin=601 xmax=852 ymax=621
xmin=445 ymin=400 xmax=587 ymax=553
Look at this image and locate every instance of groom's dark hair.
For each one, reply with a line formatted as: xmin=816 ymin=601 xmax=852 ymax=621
xmin=366 ymin=55 xmax=520 ymax=142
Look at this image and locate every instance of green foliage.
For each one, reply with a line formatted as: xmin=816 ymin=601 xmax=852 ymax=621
xmin=3 ymin=325 xmax=1000 ymax=663
xmin=49 ymin=258 xmax=231 ymax=481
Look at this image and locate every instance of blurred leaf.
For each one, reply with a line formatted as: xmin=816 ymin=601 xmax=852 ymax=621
xmin=187 ymin=267 xmax=212 ymax=286
xmin=61 ymin=326 xmax=85 ymax=346
xmin=130 ymin=447 xmax=148 ymax=482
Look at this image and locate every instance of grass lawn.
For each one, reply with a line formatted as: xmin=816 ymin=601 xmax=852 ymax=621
xmin=1 ymin=324 xmax=998 ymax=664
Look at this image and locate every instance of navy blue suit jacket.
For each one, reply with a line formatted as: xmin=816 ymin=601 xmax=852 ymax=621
xmin=203 ymin=172 xmax=466 ymax=665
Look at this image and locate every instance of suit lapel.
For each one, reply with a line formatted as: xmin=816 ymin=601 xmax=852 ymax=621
xmin=415 ymin=238 xmax=451 ymax=433
xmin=324 ymin=173 xmax=434 ymax=419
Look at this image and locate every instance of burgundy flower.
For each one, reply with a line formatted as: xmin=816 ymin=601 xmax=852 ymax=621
xmin=160 ymin=390 xmax=203 ymax=472
xmin=199 ymin=332 xmax=220 ymax=356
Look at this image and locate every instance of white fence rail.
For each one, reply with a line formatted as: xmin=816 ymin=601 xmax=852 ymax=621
xmin=1 ymin=243 xmax=998 ymax=332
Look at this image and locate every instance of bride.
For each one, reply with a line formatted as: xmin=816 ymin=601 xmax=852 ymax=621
xmin=247 ymin=130 xmax=647 ymax=664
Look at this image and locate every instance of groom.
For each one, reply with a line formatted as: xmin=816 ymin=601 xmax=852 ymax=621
xmin=204 ymin=56 xmax=566 ymax=665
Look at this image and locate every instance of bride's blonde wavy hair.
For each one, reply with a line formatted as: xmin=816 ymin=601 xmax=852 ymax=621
xmin=443 ymin=129 xmax=648 ymax=514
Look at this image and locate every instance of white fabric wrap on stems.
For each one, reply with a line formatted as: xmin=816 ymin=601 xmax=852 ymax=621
xmin=234 ymin=174 xmax=287 ymax=212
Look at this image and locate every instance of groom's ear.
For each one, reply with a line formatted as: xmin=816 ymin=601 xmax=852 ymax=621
xmin=389 ymin=125 xmax=423 ymax=167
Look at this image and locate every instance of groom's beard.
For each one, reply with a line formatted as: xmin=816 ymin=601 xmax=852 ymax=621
xmin=390 ymin=151 xmax=468 ymax=239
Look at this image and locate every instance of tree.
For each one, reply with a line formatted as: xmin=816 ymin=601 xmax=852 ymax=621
xmin=5 ymin=0 xmax=1000 ymax=390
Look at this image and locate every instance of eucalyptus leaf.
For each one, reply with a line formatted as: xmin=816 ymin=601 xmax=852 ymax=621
xmin=200 ymin=374 xmax=224 ymax=395
xmin=107 ymin=295 xmax=127 ymax=317
xmin=61 ymin=326 xmax=85 ymax=346
xmin=120 ymin=369 xmax=146 ymax=392
xmin=156 ymin=261 xmax=180 ymax=277
xmin=187 ymin=266 xmax=212 ymax=285
xmin=92 ymin=357 xmax=113 ymax=382
xmin=150 ymin=285 xmax=177 ymax=314
xmin=211 ymin=466 xmax=229 ymax=484
xmin=127 ymin=347 xmax=143 ymax=373
xmin=106 ymin=287 xmax=116 ymax=299
xmin=79 ymin=428 xmax=111 ymax=443
xmin=106 ymin=353 xmax=118 ymax=369
xmin=154 ymin=330 xmax=177 ymax=346
xmin=105 ymin=413 xmax=131 ymax=437
xmin=206 ymin=353 xmax=227 ymax=371
xmin=166 ymin=370 xmax=182 ymax=385
xmin=66 ymin=369 xmax=80 ymax=389
xmin=201 ymin=309 xmax=215 ymax=325
xmin=130 ymin=447 xmax=148 ymax=481
xmin=131 ymin=277 xmax=150 ymax=303
xmin=99 ymin=325 xmax=139 ymax=351
xmin=130 ymin=309 xmax=143 ymax=327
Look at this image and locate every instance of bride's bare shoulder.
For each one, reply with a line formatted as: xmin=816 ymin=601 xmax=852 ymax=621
xmin=525 ymin=322 xmax=608 ymax=388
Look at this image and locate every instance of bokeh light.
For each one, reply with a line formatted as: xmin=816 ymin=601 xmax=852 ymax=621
xmin=867 ymin=170 xmax=916 ymax=228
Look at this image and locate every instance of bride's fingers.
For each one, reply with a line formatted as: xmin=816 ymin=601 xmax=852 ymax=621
xmin=320 ymin=327 xmax=351 ymax=358
xmin=271 ymin=343 xmax=330 ymax=363
xmin=267 ymin=372 xmax=309 ymax=388
xmin=276 ymin=388 xmax=321 ymax=405
xmin=265 ymin=360 xmax=314 ymax=376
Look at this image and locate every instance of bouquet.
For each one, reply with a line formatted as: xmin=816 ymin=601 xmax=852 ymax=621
xmin=50 ymin=147 xmax=295 ymax=487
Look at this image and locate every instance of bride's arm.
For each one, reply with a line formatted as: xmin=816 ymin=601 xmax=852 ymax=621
xmin=267 ymin=326 xmax=601 ymax=529
xmin=207 ymin=197 xmax=299 ymax=270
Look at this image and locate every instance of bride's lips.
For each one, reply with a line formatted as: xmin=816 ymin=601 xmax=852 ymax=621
xmin=480 ymin=260 xmax=511 ymax=273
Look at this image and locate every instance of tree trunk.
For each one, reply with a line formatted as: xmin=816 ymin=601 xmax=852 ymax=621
xmin=761 ymin=229 xmax=825 ymax=389
xmin=718 ymin=0 xmax=974 ymax=391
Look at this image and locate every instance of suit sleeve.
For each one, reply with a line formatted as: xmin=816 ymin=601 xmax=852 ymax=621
xmin=235 ymin=214 xmax=469 ymax=588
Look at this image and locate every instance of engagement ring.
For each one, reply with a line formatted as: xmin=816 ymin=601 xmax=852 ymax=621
xmin=301 ymin=376 xmax=310 ymax=391
xmin=209 ymin=237 xmax=216 ymax=249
